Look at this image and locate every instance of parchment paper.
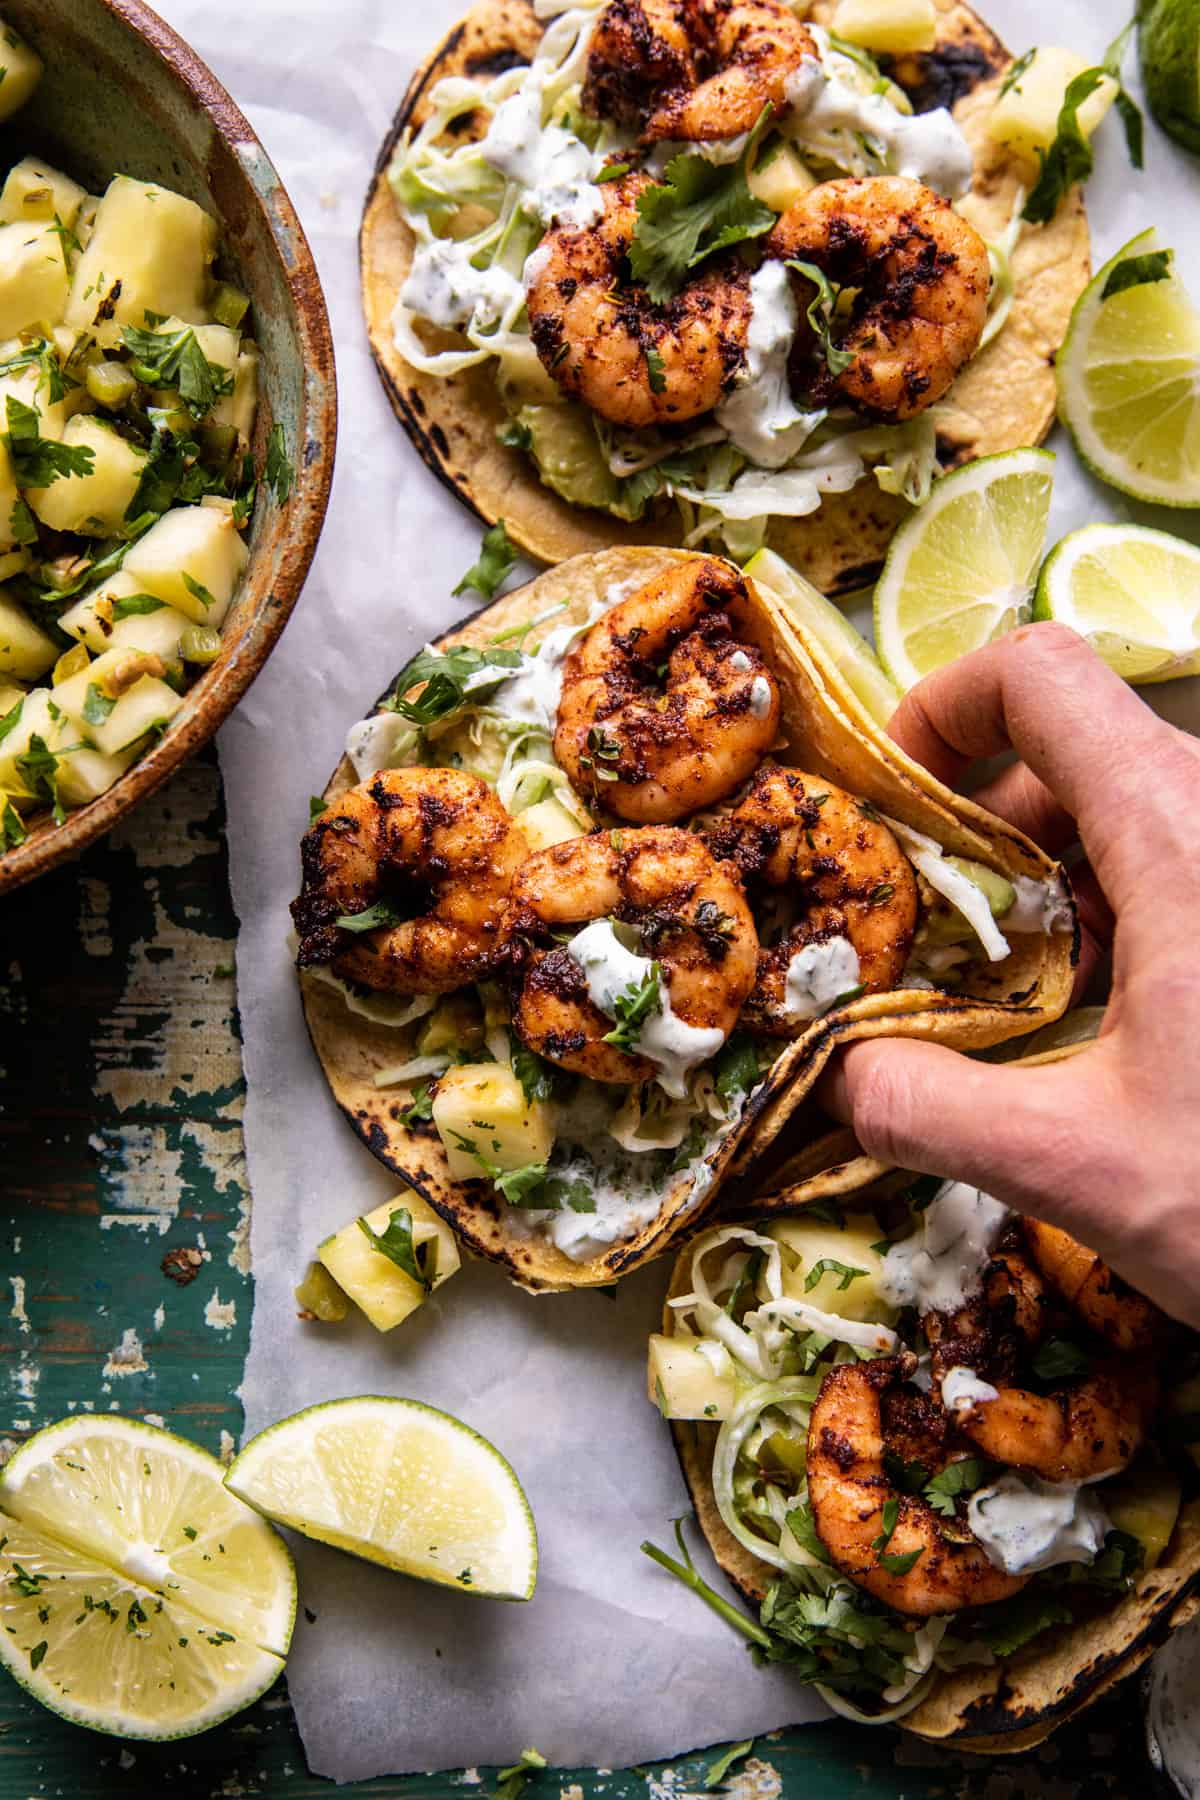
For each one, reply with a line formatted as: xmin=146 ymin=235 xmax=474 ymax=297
xmin=145 ymin=0 xmax=1200 ymax=1779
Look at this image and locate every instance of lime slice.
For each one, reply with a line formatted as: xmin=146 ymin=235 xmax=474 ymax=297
xmin=226 ymin=1396 xmax=538 ymax=1601
xmin=0 ymin=1416 xmax=295 ymax=1739
xmin=1140 ymin=0 xmax=1200 ymax=154
xmin=1056 ymin=228 xmax=1200 ymax=507
xmin=745 ymin=547 xmax=900 ymax=726
xmin=1034 ymin=522 xmax=1200 ymax=684
xmin=872 ymin=449 xmax=1055 ymax=691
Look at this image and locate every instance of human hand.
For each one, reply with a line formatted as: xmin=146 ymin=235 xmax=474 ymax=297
xmin=820 ymin=621 xmax=1200 ymax=1328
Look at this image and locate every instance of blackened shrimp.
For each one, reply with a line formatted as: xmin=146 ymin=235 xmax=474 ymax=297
xmin=707 ymin=764 xmax=918 ymax=1034
xmin=554 ymin=558 xmax=781 ymax=822
xmin=766 ymin=176 xmax=990 ymax=420
xmin=291 ymin=767 xmax=524 ymax=994
xmin=505 ymin=826 xmax=757 ymax=1087
xmin=1023 ymin=1219 xmax=1163 ymax=1354
xmin=806 ymin=1358 xmax=1029 ymax=1617
xmin=526 ymin=172 xmax=751 ymax=430
xmin=954 ymin=1360 xmax=1158 ymax=1484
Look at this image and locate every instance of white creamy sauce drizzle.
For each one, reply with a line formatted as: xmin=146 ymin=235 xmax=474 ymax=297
xmin=786 ymin=47 xmax=973 ymax=198
xmin=345 ymin=711 xmax=418 ymax=781
xmin=941 ymin=1365 xmax=1000 ymax=1416
xmin=884 ymin=814 xmax=1012 ymax=964
xmin=1005 ymin=872 xmax=1075 ymax=934
xmin=482 ymin=80 xmax=604 ymax=229
xmin=749 ymin=675 xmax=773 ymax=718
xmin=1146 ymin=1611 xmax=1200 ymax=1798
xmin=783 ymin=935 xmax=860 ymax=1023
xmin=400 ymin=237 xmax=525 ymax=332
xmin=880 ymin=1180 xmax=1010 ymax=1313
xmin=968 ymin=1472 xmax=1110 ymax=1576
xmin=567 ymin=919 xmax=725 ymax=1100
xmin=717 ymin=261 xmax=824 ymax=467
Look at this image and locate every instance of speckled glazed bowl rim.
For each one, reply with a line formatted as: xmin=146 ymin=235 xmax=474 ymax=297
xmin=0 ymin=0 xmax=337 ymax=895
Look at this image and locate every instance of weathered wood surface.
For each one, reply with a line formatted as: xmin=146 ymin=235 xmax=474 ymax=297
xmin=0 ymin=755 xmax=1162 ymax=1797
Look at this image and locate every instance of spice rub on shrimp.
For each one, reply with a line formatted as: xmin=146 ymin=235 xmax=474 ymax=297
xmin=806 ymin=1358 xmax=1029 ymax=1617
xmin=953 ymin=1360 xmax=1158 ymax=1485
xmin=584 ymin=0 xmax=817 ymax=143
xmin=291 ymin=767 xmax=524 ymax=995
xmin=506 ymin=826 xmax=757 ymax=1089
xmin=708 ymin=764 xmax=918 ymax=1034
xmin=554 ymin=558 xmax=781 ymax=823
xmin=1023 ymin=1219 xmax=1163 ymax=1354
xmin=526 ymin=172 xmax=751 ymax=430
xmin=766 ymin=177 xmax=990 ymax=420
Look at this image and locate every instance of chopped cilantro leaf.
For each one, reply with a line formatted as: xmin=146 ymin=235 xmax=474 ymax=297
xmin=453 ymin=519 xmax=518 ymax=600
xmin=803 ymin=1258 xmax=866 ymax=1294
xmin=923 ymin=1456 xmax=990 ymax=1517
xmin=877 ymin=1546 xmax=923 ymax=1576
xmin=386 ymin=640 xmax=522 ymax=725
xmin=882 ymin=1449 xmax=929 ymax=1494
xmin=5 ymin=395 xmax=94 ymax=487
xmin=122 ymin=321 xmax=234 ymax=419
xmin=82 ymin=682 xmax=116 ymax=727
xmin=1031 ymin=1337 xmax=1091 ymax=1382
xmin=786 ymin=260 xmax=855 ymax=376
xmin=335 ymin=900 xmax=401 ymax=933
xmin=602 ymin=963 xmax=662 ymax=1054
xmin=627 ymin=109 xmax=775 ymax=304
xmin=111 ymin=592 xmax=165 ymax=621
xmin=358 ymin=1205 xmax=434 ymax=1291
xmin=645 ymin=345 xmax=667 ymax=394
xmin=870 ymin=1496 xmax=899 ymax=1555
xmin=1101 ymin=248 xmax=1173 ymax=301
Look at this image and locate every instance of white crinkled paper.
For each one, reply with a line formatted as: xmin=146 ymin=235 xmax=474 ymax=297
xmin=144 ymin=0 xmax=1200 ymax=1778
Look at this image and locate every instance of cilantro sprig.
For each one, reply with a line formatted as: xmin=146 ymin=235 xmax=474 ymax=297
xmin=4 ymin=396 xmax=94 ymax=487
xmin=627 ymin=109 xmax=775 ymax=305
xmin=385 ymin=640 xmax=523 ymax=725
xmin=787 ymin=261 xmax=855 ymax=376
xmin=1022 ymin=24 xmax=1143 ymax=226
xmin=602 ymin=963 xmax=662 ymax=1054
xmin=1101 ymin=247 xmax=1173 ymax=302
xmin=358 ymin=1206 xmax=435 ymax=1291
xmin=452 ymin=519 xmax=518 ymax=601
xmin=121 ymin=320 xmax=234 ymax=419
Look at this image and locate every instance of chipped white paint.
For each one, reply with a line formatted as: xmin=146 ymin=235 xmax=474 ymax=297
xmin=144 ymin=1412 xmax=165 ymax=1429
xmin=219 ymin=1429 xmax=236 ymax=1466
xmin=153 ymin=1303 xmax=165 ymax=1332
xmin=103 ymin=1327 xmax=149 ymax=1379
xmin=9 ymin=1275 xmax=28 ymax=1332
xmin=118 ymin=1749 xmax=135 ymax=1771
xmin=99 ymin=1211 xmax=174 ymax=1236
xmin=79 ymin=877 xmax=114 ymax=959
xmin=205 ymin=1291 xmax=237 ymax=1332
xmin=727 ymin=1761 xmax=782 ymax=1800
xmin=0 ymin=1436 xmax=17 ymax=1465
xmin=11 ymin=1350 xmax=38 ymax=1416
xmin=454 ymin=1770 xmax=482 ymax=1786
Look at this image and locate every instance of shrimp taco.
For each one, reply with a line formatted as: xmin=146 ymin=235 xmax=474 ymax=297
xmin=361 ymin=0 xmax=1091 ymax=592
xmin=648 ymin=1035 xmax=1200 ymax=1749
xmin=291 ymin=543 xmax=1075 ymax=1293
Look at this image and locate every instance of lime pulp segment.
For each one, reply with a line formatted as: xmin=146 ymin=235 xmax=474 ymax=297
xmin=1035 ymin=522 xmax=1200 ymax=684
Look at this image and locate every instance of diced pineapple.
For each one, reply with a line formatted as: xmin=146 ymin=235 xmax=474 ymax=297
xmin=0 ymin=677 xmax=24 ymax=713
xmin=517 ymin=795 xmax=587 ymax=852
xmin=122 ymin=505 xmax=248 ymax=626
xmin=648 ymin=1331 xmax=737 ymax=1420
xmin=1103 ymin=1465 xmax=1181 ymax=1571
xmin=64 ymin=176 xmax=218 ymax=348
xmin=26 ymin=415 xmax=147 ymax=535
xmin=432 ymin=1063 xmax=554 ymax=1180
xmin=830 ymin=0 xmax=936 ymax=53
xmin=210 ymin=343 xmax=259 ymax=441
xmin=50 ymin=734 xmax=137 ymax=807
xmin=0 ymin=548 xmax=29 ymax=583
xmin=319 ymin=1193 xmax=461 ymax=1332
xmin=0 ymin=20 xmax=44 ymax=121
xmin=771 ymin=1215 xmax=896 ymax=1323
xmin=498 ymin=337 xmax=564 ymax=408
xmin=52 ymin=645 xmax=183 ymax=755
xmin=988 ymin=48 xmax=1117 ymax=168
xmin=0 ymin=157 xmax=85 ymax=228
xmin=294 ymin=1260 xmax=350 ymax=1324
xmin=0 ymin=682 xmax=54 ymax=794
xmin=0 ymin=349 xmax=68 ymax=438
xmin=0 ymin=221 xmax=70 ymax=337
xmin=748 ymin=143 xmax=817 ymax=213
xmin=57 ymin=571 xmax=192 ymax=660
xmin=51 ymin=641 xmax=89 ymax=685
xmin=0 ymin=588 xmax=55 ymax=678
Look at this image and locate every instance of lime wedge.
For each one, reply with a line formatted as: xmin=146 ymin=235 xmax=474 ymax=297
xmin=1034 ymin=522 xmax=1200 ymax=684
xmin=1056 ymin=228 xmax=1200 ymax=507
xmin=745 ymin=547 xmax=900 ymax=726
xmin=226 ymin=1396 xmax=538 ymax=1601
xmin=1140 ymin=0 xmax=1200 ymax=154
xmin=872 ymin=449 xmax=1055 ymax=691
xmin=0 ymin=1415 xmax=295 ymax=1739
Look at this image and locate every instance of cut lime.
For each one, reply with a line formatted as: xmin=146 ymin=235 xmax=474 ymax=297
xmin=872 ymin=449 xmax=1055 ymax=691
xmin=1034 ymin=522 xmax=1200 ymax=684
xmin=1056 ymin=228 xmax=1200 ymax=508
xmin=226 ymin=1396 xmax=538 ymax=1601
xmin=0 ymin=1415 xmax=295 ymax=1739
xmin=745 ymin=547 xmax=900 ymax=726
xmin=1140 ymin=0 xmax=1200 ymax=154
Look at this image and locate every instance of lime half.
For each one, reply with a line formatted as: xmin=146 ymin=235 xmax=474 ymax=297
xmin=1056 ymin=228 xmax=1200 ymax=507
xmin=1140 ymin=0 xmax=1200 ymax=154
xmin=745 ymin=547 xmax=900 ymax=726
xmin=873 ymin=449 xmax=1055 ymax=691
xmin=226 ymin=1396 xmax=538 ymax=1601
xmin=0 ymin=1416 xmax=295 ymax=1739
xmin=1035 ymin=522 xmax=1200 ymax=684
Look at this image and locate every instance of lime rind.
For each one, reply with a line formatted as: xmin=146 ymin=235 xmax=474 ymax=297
xmin=744 ymin=547 xmax=900 ymax=727
xmin=1035 ymin=522 xmax=1200 ymax=684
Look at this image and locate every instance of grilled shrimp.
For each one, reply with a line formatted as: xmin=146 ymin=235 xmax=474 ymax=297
xmin=554 ymin=558 xmax=781 ymax=822
xmin=707 ymin=764 xmax=918 ymax=1034
xmin=291 ymin=767 xmax=524 ymax=994
xmin=954 ymin=1361 xmax=1158 ymax=1484
xmin=1023 ymin=1219 xmax=1163 ymax=1354
xmin=584 ymin=0 xmax=817 ymax=143
xmin=506 ymin=826 xmax=757 ymax=1086
xmin=766 ymin=177 xmax=990 ymax=420
xmin=806 ymin=1358 xmax=1029 ymax=1617
xmin=526 ymin=172 xmax=751 ymax=430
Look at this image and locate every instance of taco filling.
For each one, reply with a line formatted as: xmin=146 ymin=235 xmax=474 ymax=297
xmin=649 ymin=1184 xmax=1193 ymax=1723
xmin=291 ymin=551 xmax=1070 ymax=1269
xmin=387 ymin=0 xmax=1024 ymax=558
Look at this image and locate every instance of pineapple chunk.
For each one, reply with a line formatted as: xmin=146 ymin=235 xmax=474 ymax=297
xmin=319 ymin=1193 xmax=461 ymax=1332
xmin=26 ymin=415 xmax=147 ymax=535
xmin=498 ymin=337 xmax=564 ymax=408
xmin=988 ymin=48 xmax=1117 ymax=168
xmin=210 ymin=343 xmax=259 ymax=440
xmin=52 ymin=644 xmax=183 ymax=755
xmin=0 ymin=221 xmax=70 ymax=338
xmin=0 ymin=587 xmax=54 ymax=678
xmin=294 ymin=1261 xmax=350 ymax=1323
xmin=830 ymin=0 xmax=937 ymax=53
xmin=771 ymin=1215 xmax=896 ymax=1323
xmin=64 ymin=176 xmax=218 ymax=348
xmin=57 ymin=571 xmax=192 ymax=661
xmin=0 ymin=20 xmax=44 ymax=121
xmin=50 ymin=734 xmax=136 ymax=807
xmin=0 ymin=348 xmax=69 ymax=438
xmin=517 ymin=795 xmax=587 ymax=852
xmin=0 ymin=682 xmax=54 ymax=795
xmin=122 ymin=504 xmax=248 ymax=626
xmin=749 ymin=144 xmax=817 ymax=213
xmin=648 ymin=1331 xmax=737 ymax=1420
xmin=1103 ymin=1465 xmax=1181 ymax=1572
xmin=0 ymin=548 xmax=29 ymax=583
xmin=0 ymin=676 xmax=24 ymax=713
xmin=432 ymin=1063 xmax=554 ymax=1181
xmin=0 ymin=157 xmax=85 ymax=229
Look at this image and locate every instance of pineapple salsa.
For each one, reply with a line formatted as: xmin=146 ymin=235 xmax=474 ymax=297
xmin=0 ymin=18 xmax=289 ymax=849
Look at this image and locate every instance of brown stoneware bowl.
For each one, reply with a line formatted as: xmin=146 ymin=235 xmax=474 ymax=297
xmin=0 ymin=0 xmax=336 ymax=893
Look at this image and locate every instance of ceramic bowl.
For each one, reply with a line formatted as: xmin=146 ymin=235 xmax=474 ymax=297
xmin=0 ymin=0 xmax=336 ymax=893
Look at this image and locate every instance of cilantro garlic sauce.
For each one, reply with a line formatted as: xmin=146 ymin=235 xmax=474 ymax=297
xmin=880 ymin=1181 xmax=1010 ymax=1314
xmin=568 ymin=920 xmax=725 ymax=1099
xmin=968 ymin=1473 xmax=1110 ymax=1577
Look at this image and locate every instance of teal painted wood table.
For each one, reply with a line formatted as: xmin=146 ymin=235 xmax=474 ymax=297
xmin=0 ymin=754 xmax=1160 ymax=1797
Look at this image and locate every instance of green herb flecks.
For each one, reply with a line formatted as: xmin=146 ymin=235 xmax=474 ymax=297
xmin=335 ymin=900 xmax=402 ymax=933
xmin=803 ymin=1258 xmax=866 ymax=1295
xmin=1101 ymin=247 xmax=1173 ymax=302
xmin=5 ymin=396 xmax=94 ymax=487
xmin=786 ymin=261 xmax=855 ymax=376
xmin=923 ymin=1456 xmax=990 ymax=1518
xmin=121 ymin=321 xmax=234 ymax=420
xmin=385 ymin=640 xmax=523 ymax=726
xmin=628 ymin=109 xmax=775 ymax=305
xmin=602 ymin=963 xmax=662 ymax=1054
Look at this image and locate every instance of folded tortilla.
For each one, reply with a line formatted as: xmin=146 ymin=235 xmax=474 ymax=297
xmin=299 ymin=545 xmax=1074 ymax=1291
xmin=361 ymin=0 xmax=1092 ymax=595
